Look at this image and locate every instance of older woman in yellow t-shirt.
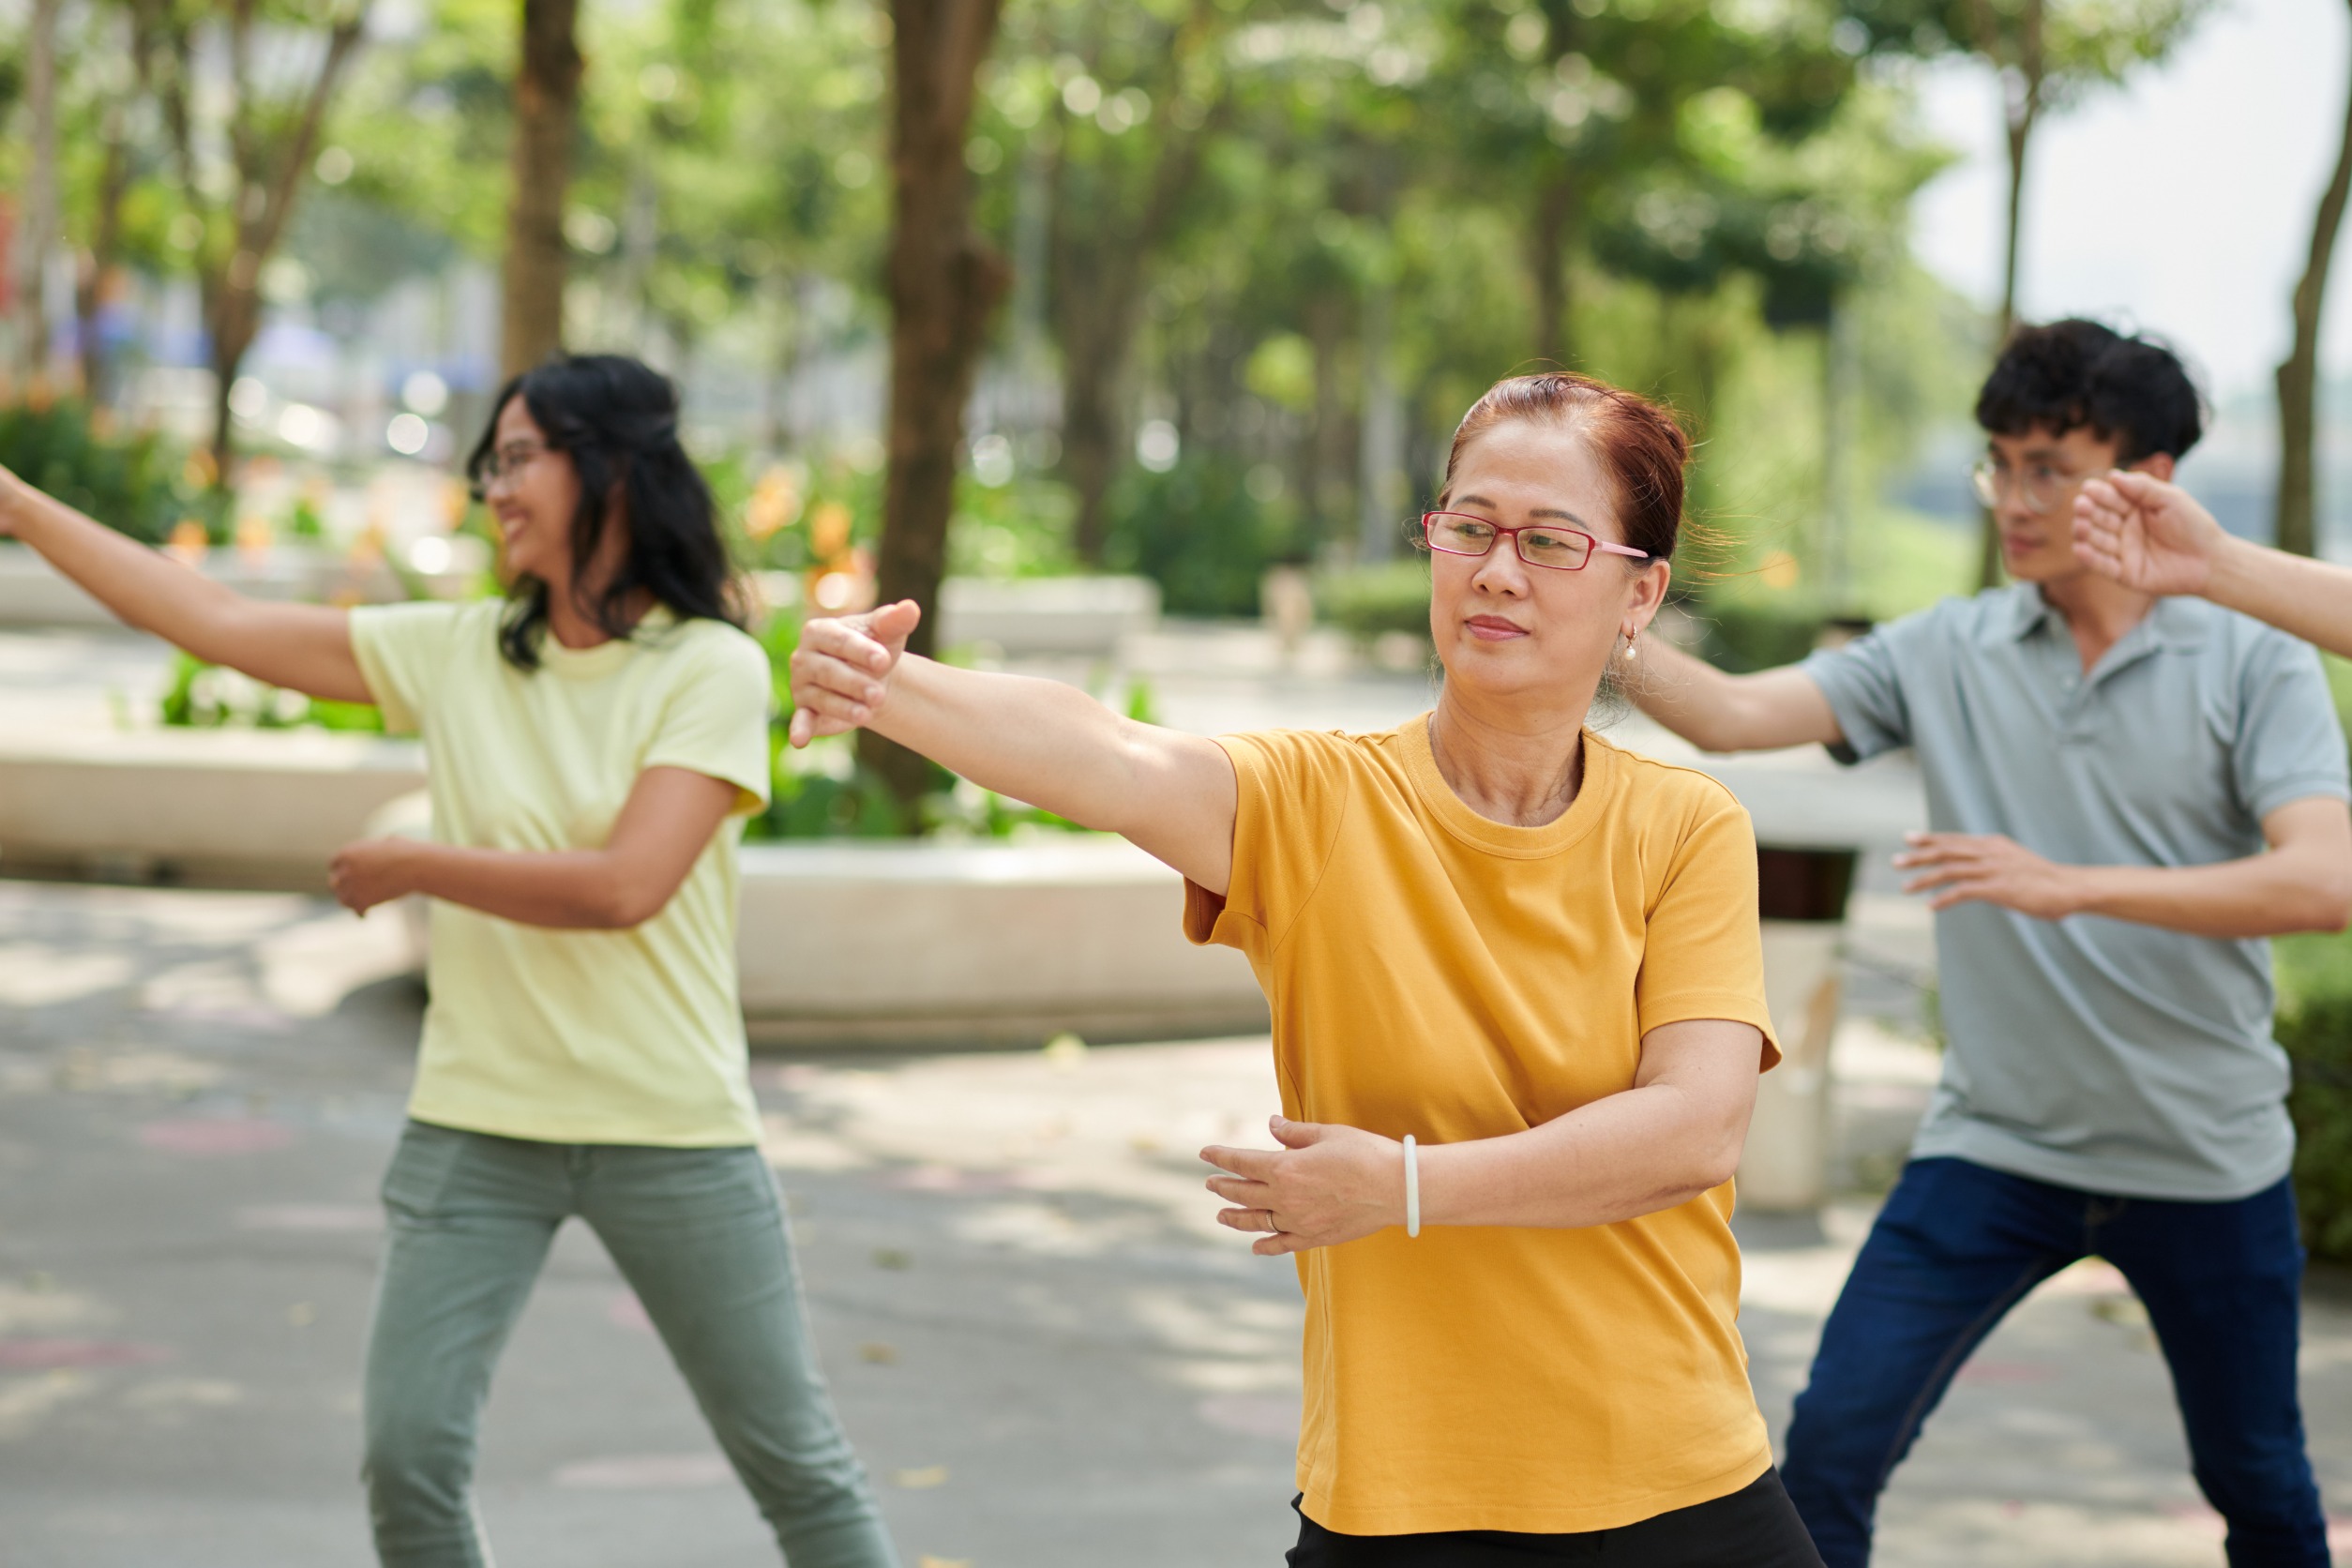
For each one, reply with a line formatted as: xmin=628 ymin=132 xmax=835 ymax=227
xmin=791 ymin=372 xmax=1820 ymax=1566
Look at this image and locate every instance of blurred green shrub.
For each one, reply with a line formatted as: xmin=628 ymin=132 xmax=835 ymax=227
xmin=949 ymin=475 xmax=1078 ymax=579
xmin=1103 ymin=455 xmax=1298 ymax=617
xmin=746 ymin=607 xmax=1085 ymax=841
xmin=1687 ymin=595 xmax=1828 ymax=672
xmin=2274 ymin=653 xmax=2352 ymax=1261
xmin=158 ymin=652 xmax=384 ymax=731
xmin=0 ymin=399 xmax=219 ymax=544
xmin=1315 ymin=560 xmax=1429 ymax=642
xmin=2277 ymin=955 xmax=2352 ymax=1263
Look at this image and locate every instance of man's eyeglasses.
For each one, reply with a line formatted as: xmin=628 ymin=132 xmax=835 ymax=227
xmin=1968 ymin=458 xmax=2093 ymax=516
xmin=471 ymin=440 xmax=552 ymax=498
xmin=1414 ymin=511 xmax=1651 ymax=572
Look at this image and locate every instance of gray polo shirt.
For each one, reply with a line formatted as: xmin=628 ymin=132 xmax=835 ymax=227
xmin=1803 ymin=586 xmax=2349 ymax=1200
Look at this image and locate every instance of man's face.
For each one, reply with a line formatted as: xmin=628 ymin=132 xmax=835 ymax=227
xmin=1979 ymin=425 xmax=2129 ymax=583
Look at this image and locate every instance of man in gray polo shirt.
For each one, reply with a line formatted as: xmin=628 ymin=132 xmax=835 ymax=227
xmin=1633 ymin=319 xmax=2352 ymax=1567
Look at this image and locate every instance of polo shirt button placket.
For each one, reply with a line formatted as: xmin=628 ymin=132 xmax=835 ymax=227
xmin=2057 ymin=669 xmax=2090 ymax=743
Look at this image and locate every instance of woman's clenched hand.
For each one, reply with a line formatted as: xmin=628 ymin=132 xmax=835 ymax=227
xmin=787 ymin=599 xmax=922 ymax=746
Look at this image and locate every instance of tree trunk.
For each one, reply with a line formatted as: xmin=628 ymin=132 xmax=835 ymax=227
xmin=501 ymin=0 xmax=583 ymax=379
xmin=194 ymin=8 xmax=367 ymax=484
xmin=208 ymin=279 xmax=264 ymax=484
xmin=1051 ymin=61 xmax=1227 ymax=565
xmin=77 ymin=114 xmax=133 ymax=400
xmin=2276 ymin=0 xmax=2352 ymax=559
xmin=14 ymin=0 xmax=61 ymax=390
xmin=1063 ymin=321 xmax=1123 ymax=564
xmin=1306 ymin=294 xmax=1352 ymax=544
xmin=1529 ymin=170 xmax=1576 ymax=369
xmin=1358 ymin=271 xmax=1405 ymax=561
xmin=859 ymin=0 xmax=1011 ymax=814
xmin=1980 ymin=47 xmax=2043 ymax=589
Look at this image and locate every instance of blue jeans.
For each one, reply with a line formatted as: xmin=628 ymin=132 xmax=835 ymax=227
xmin=362 ymin=1121 xmax=898 ymax=1568
xmin=1781 ymin=1157 xmax=2328 ymax=1568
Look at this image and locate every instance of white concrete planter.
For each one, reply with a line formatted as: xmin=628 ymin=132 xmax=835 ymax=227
xmin=0 ymin=729 xmax=425 ymax=889
xmin=734 ymin=837 xmax=1263 ymax=1047
xmin=1738 ymin=921 xmax=1847 ymax=1211
xmin=937 ymin=575 xmax=1160 ymax=656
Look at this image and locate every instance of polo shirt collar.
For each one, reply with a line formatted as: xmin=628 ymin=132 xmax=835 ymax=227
xmin=1999 ymin=584 xmax=2209 ymax=654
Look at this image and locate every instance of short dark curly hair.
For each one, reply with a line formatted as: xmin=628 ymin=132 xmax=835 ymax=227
xmin=1976 ymin=319 xmax=2206 ymax=463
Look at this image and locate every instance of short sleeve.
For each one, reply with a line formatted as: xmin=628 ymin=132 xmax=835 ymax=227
xmin=1181 ymin=730 xmax=1354 ymax=964
xmin=348 ymin=600 xmax=470 ymax=734
xmin=2232 ymin=632 xmax=2351 ymax=822
xmin=1802 ymin=615 xmax=1920 ymax=764
xmin=1636 ymin=791 xmax=1782 ymax=1070
xmin=641 ymin=628 xmax=776 ymax=816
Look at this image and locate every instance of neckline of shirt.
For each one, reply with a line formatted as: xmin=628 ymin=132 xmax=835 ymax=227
xmin=1396 ymin=713 xmax=1617 ymax=859
xmin=536 ymin=604 xmax=678 ymax=678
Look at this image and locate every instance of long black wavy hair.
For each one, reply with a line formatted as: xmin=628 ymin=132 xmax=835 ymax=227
xmin=465 ymin=354 xmax=741 ymax=671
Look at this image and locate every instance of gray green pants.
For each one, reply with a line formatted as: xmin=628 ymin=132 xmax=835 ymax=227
xmin=362 ymin=1119 xmax=898 ymax=1568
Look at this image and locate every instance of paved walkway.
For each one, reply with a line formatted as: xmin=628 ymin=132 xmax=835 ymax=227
xmin=7 ymin=623 xmax=2346 ymax=1563
xmin=3 ymin=879 xmax=2349 ymax=1566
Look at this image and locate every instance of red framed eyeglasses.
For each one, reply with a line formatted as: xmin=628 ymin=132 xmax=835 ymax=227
xmin=1414 ymin=511 xmax=1650 ymax=572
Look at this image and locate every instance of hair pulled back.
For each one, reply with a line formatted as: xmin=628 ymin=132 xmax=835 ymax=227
xmin=1440 ymin=372 xmax=1691 ymax=563
xmin=466 ymin=353 xmax=741 ymax=672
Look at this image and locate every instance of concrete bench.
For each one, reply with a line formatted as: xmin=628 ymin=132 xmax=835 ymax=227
xmin=734 ymin=837 xmax=1264 ymax=1047
xmin=0 ymin=729 xmax=427 ymax=889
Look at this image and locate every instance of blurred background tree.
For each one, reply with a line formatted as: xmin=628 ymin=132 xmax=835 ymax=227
xmin=1833 ymin=0 xmax=2214 ymax=584
xmin=0 ymin=0 xmax=2269 ymax=646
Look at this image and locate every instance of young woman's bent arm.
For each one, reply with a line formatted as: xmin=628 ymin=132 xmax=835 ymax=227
xmin=790 ymin=602 xmax=1239 ymax=893
xmin=1200 ymin=1017 xmax=1765 ymax=1254
xmin=0 ymin=466 xmax=368 ymax=701
xmin=328 ymin=765 xmax=741 ymax=929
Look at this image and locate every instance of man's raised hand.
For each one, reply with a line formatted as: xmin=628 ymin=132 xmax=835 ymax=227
xmin=2072 ymin=471 xmax=2225 ymax=597
xmin=787 ymin=598 xmax=922 ymax=746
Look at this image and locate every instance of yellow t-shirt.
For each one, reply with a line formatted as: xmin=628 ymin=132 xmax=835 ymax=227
xmin=350 ymin=599 xmax=772 ymax=1147
xmin=1184 ymin=717 xmax=1781 ymax=1535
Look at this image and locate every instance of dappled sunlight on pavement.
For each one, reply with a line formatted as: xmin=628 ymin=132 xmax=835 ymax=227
xmin=2 ymin=877 xmax=2349 ymax=1564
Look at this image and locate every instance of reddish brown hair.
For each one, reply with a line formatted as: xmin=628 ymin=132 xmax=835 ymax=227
xmin=1439 ymin=372 xmax=1691 ymax=563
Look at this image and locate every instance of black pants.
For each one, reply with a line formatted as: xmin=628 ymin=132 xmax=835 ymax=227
xmin=1287 ymin=1470 xmax=1825 ymax=1567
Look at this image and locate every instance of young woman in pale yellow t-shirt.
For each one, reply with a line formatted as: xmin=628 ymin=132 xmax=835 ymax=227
xmin=0 ymin=356 xmax=897 ymax=1568
xmin=791 ymin=372 xmax=1823 ymax=1566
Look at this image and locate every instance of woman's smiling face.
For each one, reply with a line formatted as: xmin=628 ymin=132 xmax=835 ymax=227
xmin=1427 ymin=418 xmax=1671 ymax=712
xmin=481 ymin=396 xmax=581 ymax=587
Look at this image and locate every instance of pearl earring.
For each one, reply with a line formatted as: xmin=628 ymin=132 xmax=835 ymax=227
xmin=1621 ymin=633 xmax=1639 ymax=659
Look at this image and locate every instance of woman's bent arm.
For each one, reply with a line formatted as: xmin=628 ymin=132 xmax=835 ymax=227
xmin=0 ymin=466 xmax=368 ymax=701
xmin=791 ymin=603 xmax=1240 ymax=893
xmin=328 ymin=766 xmax=741 ymax=929
xmin=1201 ymin=1018 xmax=1766 ymax=1254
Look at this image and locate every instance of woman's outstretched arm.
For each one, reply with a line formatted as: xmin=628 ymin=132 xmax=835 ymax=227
xmin=790 ymin=600 xmax=1240 ymax=893
xmin=0 ymin=464 xmax=368 ymax=701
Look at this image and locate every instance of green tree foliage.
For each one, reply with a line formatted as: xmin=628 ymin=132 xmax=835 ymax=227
xmin=20 ymin=0 xmax=1990 ymax=629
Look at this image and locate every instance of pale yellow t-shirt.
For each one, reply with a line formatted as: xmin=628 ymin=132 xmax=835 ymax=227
xmin=1184 ymin=717 xmax=1781 ymax=1536
xmin=350 ymin=599 xmax=772 ymax=1146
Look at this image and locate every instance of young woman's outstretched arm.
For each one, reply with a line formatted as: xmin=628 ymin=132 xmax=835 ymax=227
xmin=790 ymin=600 xmax=1239 ymax=894
xmin=0 ymin=466 xmax=368 ymax=701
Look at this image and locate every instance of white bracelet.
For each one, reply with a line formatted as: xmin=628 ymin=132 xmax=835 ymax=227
xmin=1402 ymin=1135 xmax=1420 ymax=1238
